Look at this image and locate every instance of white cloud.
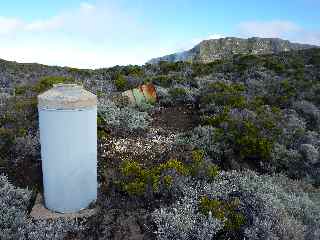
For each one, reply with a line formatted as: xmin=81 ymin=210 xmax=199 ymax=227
xmin=80 ymin=2 xmax=96 ymax=12
xmin=237 ymin=20 xmax=320 ymax=46
xmin=0 ymin=41 xmax=152 ymax=69
xmin=0 ymin=1 xmax=140 ymax=36
xmin=238 ymin=20 xmax=301 ymax=38
xmin=173 ymin=33 xmax=225 ymax=52
xmin=0 ymin=16 xmax=23 ymax=35
xmin=0 ymin=1 xmax=149 ymax=68
xmin=206 ymin=34 xmax=225 ymax=40
xmin=24 ymin=16 xmax=63 ymax=32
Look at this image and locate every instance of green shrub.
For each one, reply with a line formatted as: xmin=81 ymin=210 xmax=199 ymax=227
xmin=151 ymin=75 xmax=172 ymax=87
xmin=248 ymin=96 xmax=267 ymax=109
xmin=168 ymin=87 xmax=187 ymax=98
xmin=264 ymin=58 xmax=286 ymax=73
xmin=67 ymin=67 xmax=92 ymax=77
xmin=190 ymin=149 xmax=220 ymax=181
xmin=118 ymin=155 xmax=218 ymax=196
xmin=235 ymin=54 xmax=262 ymax=72
xmin=115 ymin=74 xmax=128 ymax=91
xmin=0 ymin=127 xmax=14 ymax=153
xmin=203 ymin=106 xmax=282 ymax=164
xmin=14 ymin=85 xmax=29 ymax=95
xmin=203 ymin=107 xmax=230 ymax=126
xmin=199 ymin=196 xmax=246 ymax=231
xmin=121 ymin=65 xmax=143 ymax=77
xmin=290 ymin=57 xmax=305 ymax=70
xmin=163 ymin=175 xmax=173 ymax=187
xmin=119 ymin=159 xmax=189 ymax=196
xmin=158 ymin=61 xmax=187 ymax=74
xmin=234 ymin=121 xmax=273 ymax=161
xmin=160 ymin=159 xmax=190 ymax=176
xmin=201 ymin=82 xmax=246 ymax=108
xmin=32 ymin=76 xmax=75 ymax=93
xmin=310 ymin=54 xmax=320 ymax=65
xmin=97 ymin=115 xmax=109 ymax=140
xmin=206 ymin=164 xmax=220 ymax=180
xmin=191 ymin=60 xmax=223 ymax=77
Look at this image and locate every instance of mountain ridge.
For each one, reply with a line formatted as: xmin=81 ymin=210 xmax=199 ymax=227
xmin=147 ymin=37 xmax=319 ymax=64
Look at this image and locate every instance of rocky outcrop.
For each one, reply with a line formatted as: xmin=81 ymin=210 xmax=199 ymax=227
xmin=147 ymin=37 xmax=318 ymax=64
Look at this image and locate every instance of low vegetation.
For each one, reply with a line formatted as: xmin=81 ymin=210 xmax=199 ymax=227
xmin=1 ymin=48 xmax=320 ymax=239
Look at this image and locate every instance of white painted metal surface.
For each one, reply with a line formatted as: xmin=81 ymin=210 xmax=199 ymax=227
xmin=38 ymin=84 xmax=97 ymax=213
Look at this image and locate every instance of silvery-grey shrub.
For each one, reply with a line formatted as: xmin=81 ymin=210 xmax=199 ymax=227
xmin=98 ymin=98 xmax=151 ymax=131
xmin=0 ymin=174 xmax=31 ymax=239
xmin=0 ymin=175 xmax=85 ymax=240
xmin=175 ymin=125 xmax=224 ymax=163
xmin=293 ymin=100 xmax=320 ymax=130
xmin=152 ymin=196 xmax=223 ymax=240
xmin=26 ymin=218 xmax=86 ymax=240
xmin=154 ymin=85 xmax=172 ymax=105
xmin=13 ymin=132 xmax=40 ymax=164
xmin=152 ymin=170 xmax=320 ymax=240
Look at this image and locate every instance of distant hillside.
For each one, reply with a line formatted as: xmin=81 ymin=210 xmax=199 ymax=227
xmin=0 ymin=58 xmax=113 ymax=93
xmin=147 ymin=37 xmax=318 ymax=64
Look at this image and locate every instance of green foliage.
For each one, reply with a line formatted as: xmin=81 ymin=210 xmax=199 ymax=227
xmin=199 ymin=196 xmax=246 ymax=231
xmin=151 ymin=75 xmax=172 ymax=87
xmin=0 ymin=127 xmax=14 ymax=152
xmin=96 ymin=90 xmax=105 ymax=98
xmin=192 ymin=149 xmax=205 ymax=163
xmin=97 ymin=115 xmax=109 ymax=140
xmin=264 ymin=57 xmax=285 ymax=73
xmin=32 ymin=76 xmax=75 ymax=93
xmin=202 ymin=82 xmax=246 ymax=108
xmin=14 ymin=85 xmax=29 ymax=95
xmin=115 ymin=74 xmax=128 ymax=91
xmin=248 ymin=96 xmax=268 ymax=109
xmin=119 ymin=155 xmax=219 ymax=196
xmin=190 ymin=149 xmax=220 ymax=180
xmin=290 ymin=57 xmax=305 ymax=70
xmin=121 ymin=65 xmax=144 ymax=76
xmin=163 ymin=175 xmax=173 ymax=187
xmin=168 ymin=87 xmax=187 ymax=98
xmin=204 ymin=107 xmax=230 ymax=126
xmin=191 ymin=60 xmax=223 ymax=77
xmin=119 ymin=159 xmax=189 ymax=196
xmin=276 ymin=79 xmax=297 ymax=106
xmin=204 ymin=107 xmax=281 ymax=163
xmin=206 ymin=164 xmax=220 ymax=180
xmin=158 ymin=61 xmax=188 ymax=74
xmin=121 ymin=160 xmax=144 ymax=177
xmin=67 ymin=67 xmax=92 ymax=77
xmin=13 ymin=97 xmax=38 ymax=112
xmin=235 ymin=54 xmax=262 ymax=72
xmin=234 ymin=120 xmax=274 ymax=161
xmin=160 ymin=159 xmax=190 ymax=176
xmin=310 ymin=54 xmax=320 ymax=65
xmin=0 ymin=96 xmax=39 ymax=156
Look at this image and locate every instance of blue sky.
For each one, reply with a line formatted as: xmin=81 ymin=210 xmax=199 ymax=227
xmin=0 ymin=0 xmax=319 ymax=68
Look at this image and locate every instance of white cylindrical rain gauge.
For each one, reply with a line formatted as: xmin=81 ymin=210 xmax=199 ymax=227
xmin=38 ymin=83 xmax=97 ymax=213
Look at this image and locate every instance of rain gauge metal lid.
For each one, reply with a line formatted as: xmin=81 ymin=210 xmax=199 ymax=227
xmin=38 ymin=83 xmax=97 ymax=110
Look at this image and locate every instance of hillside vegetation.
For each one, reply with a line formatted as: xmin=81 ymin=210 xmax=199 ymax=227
xmin=1 ymin=47 xmax=320 ymax=239
xmin=147 ymin=37 xmax=317 ymax=64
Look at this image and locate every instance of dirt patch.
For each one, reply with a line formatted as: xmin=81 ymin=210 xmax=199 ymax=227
xmin=1 ymin=159 xmax=43 ymax=191
xmin=150 ymin=105 xmax=200 ymax=133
